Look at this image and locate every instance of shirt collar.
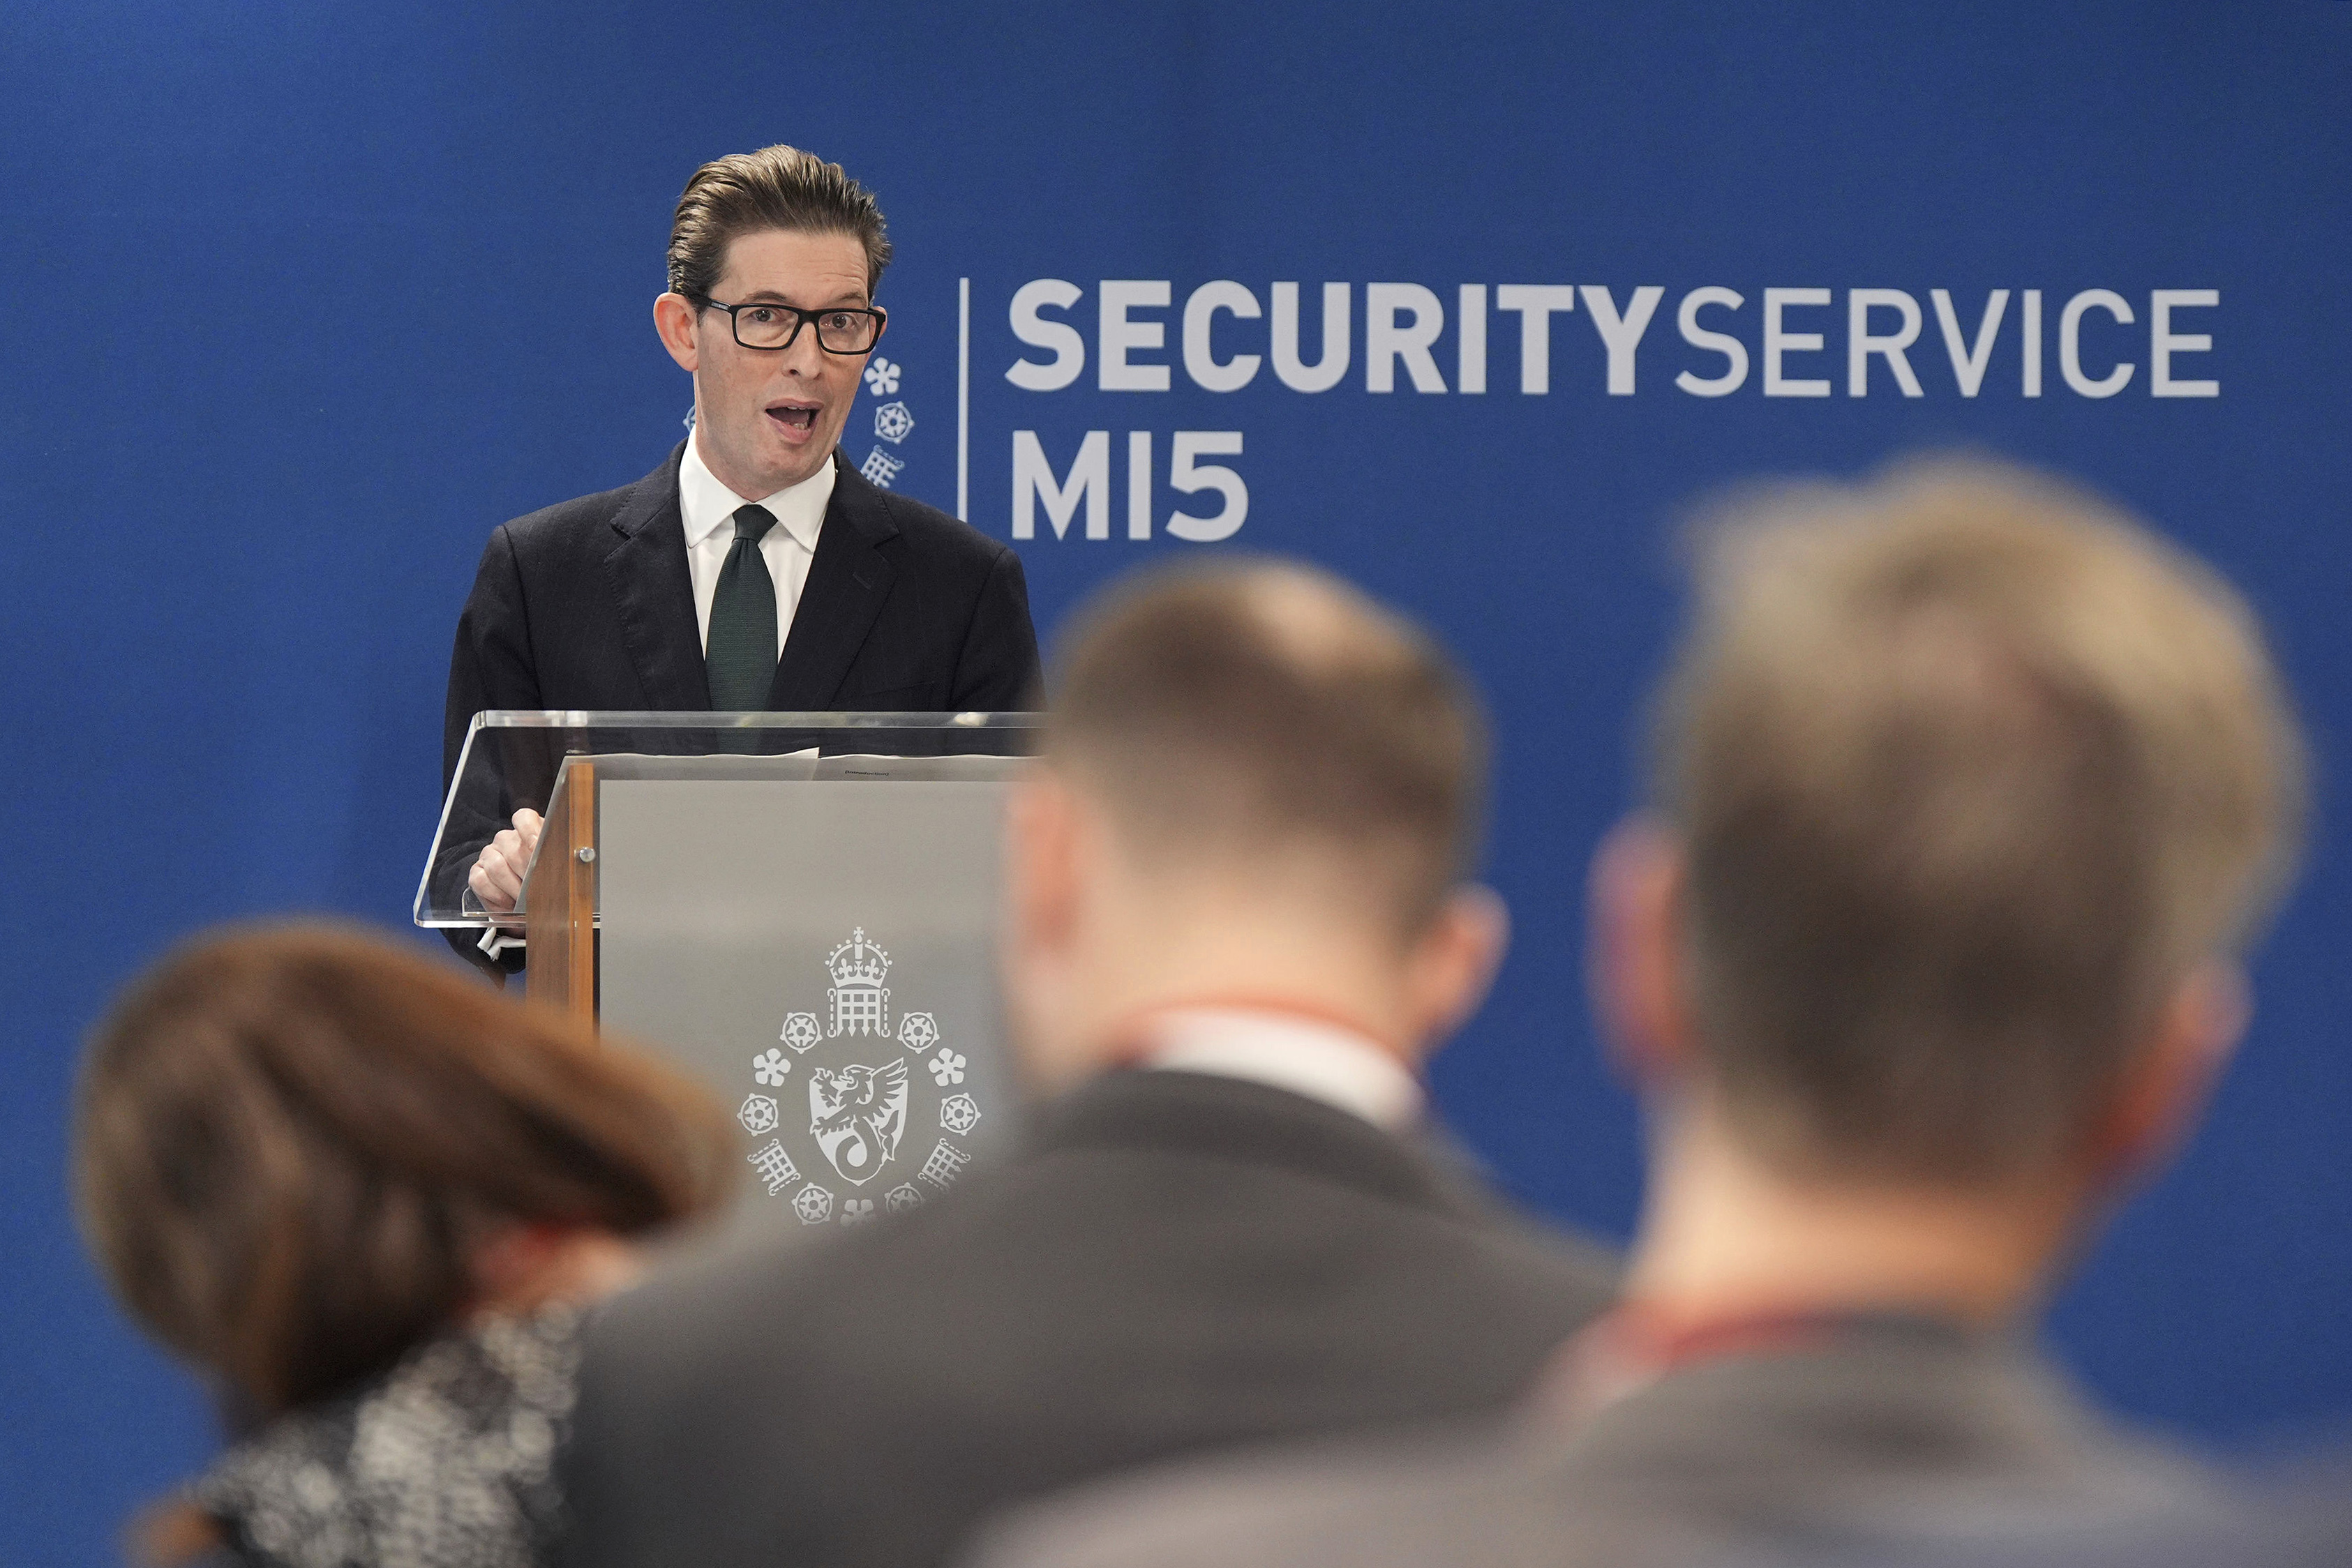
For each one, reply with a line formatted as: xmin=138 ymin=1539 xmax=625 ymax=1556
xmin=1139 ymin=1006 xmax=1425 ymax=1131
xmin=678 ymin=430 xmax=835 ymax=554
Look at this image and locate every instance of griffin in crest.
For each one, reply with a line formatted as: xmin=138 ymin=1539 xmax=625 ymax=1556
xmin=807 ymin=1059 xmax=910 ymax=1186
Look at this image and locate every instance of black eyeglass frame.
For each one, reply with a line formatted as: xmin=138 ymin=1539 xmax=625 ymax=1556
xmin=701 ymin=298 xmax=889 ymax=354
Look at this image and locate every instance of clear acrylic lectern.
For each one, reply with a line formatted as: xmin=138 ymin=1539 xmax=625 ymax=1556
xmin=418 ymin=711 xmax=1041 ymax=1241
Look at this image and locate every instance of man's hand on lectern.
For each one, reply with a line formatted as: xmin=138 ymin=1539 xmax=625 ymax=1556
xmin=469 ymin=809 xmax=544 ymax=921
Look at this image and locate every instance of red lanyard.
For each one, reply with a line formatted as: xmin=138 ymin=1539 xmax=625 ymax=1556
xmin=1543 ymin=1302 xmax=1864 ymax=1423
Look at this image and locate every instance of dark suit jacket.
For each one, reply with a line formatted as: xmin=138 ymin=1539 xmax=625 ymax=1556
xmin=555 ymin=1069 xmax=1620 ymax=1568
xmin=974 ymin=1316 xmax=2223 ymax=1568
xmin=437 ymin=442 xmax=1040 ymax=967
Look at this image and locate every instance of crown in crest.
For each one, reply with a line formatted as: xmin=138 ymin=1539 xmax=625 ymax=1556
xmin=827 ymin=927 xmax=892 ymax=988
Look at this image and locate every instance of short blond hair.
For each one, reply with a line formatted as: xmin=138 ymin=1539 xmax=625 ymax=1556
xmin=1050 ymin=561 xmax=1488 ymax=936
xmin=1655 ymin=457 xmax=2306 ymax=1182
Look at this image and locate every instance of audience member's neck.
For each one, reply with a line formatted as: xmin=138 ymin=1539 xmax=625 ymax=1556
xmin=1621 ymin=1092 xmax=2082 ymax=1331
xmin=465 ymin=1227 xmax=640 ymax=1323
xmin=1071 ymin=898 xmax=1422 ymax=1073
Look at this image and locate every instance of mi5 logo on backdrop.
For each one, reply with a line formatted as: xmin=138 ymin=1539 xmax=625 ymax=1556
xmin=1004 ymin=280 xmax=1262 ymax=545
xmin=995 ymin=278 xmax=2220 ymax=544
xmin=1009 ymin=428 xmax=1245 ymax=545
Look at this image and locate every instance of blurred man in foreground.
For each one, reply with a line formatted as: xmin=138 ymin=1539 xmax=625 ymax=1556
xmin=974 ymin=460 xmax=2309 ymax=1567
xmin=555 ymin=561 xmax=1617 ymax=1568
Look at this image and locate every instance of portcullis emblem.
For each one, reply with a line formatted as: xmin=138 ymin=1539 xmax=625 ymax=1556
xmin=826 ymin=928 xmax=892 ymax=1037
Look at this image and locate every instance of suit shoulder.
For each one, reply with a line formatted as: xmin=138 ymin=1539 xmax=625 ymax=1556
xmin=971 ymin=1429 xmax=1512 ymax=1568
xmin=864 ymin=484 xmax=1019 ymax=576
xmin=494 ymin=476 xmax=644 ymax=552
xmin=1465 ymin=1198 xmax=1621 ymax=1290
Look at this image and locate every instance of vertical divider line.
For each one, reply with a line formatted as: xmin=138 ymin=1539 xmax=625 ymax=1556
xmin=957 ymin=277 xmax=971 ymax=522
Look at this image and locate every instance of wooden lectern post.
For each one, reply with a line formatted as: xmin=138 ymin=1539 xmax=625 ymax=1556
xmin=524 ymin=757 xmax=597 ymax=1025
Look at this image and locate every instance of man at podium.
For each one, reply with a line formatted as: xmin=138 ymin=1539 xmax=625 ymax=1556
xmin=444 ymin=144 xmax=1040 ymax=967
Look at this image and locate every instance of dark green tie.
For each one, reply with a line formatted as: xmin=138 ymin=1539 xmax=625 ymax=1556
xmin=705 ymin=504 xmax=780 ymax=710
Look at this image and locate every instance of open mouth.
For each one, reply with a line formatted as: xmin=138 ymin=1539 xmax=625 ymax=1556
xmin=767 ymin=401 xmax=821 ymax=435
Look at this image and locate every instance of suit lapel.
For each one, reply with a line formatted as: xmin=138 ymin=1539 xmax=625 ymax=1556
xmin=768 ymin=454 xmax=900 ymax=710
xmin=602 ymin=443 xmax=710 ymax=711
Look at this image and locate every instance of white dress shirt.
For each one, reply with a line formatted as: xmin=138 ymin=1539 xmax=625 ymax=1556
xmin=475 ymin=439 xmax=832 ymax=961
xmin=678 ymin=432 xmax=835 ymax=660
xmin=1142 ymin=1007 xmax=1424 ymax=1131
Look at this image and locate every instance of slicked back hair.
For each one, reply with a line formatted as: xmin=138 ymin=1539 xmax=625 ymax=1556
xmin=667 ymin=144 xmax=892 ymax=303
xmin=1656 ymin=457 xmax=2306 ymax=1184
xmin=1049 ymin=561 xmax=1489 ymax=937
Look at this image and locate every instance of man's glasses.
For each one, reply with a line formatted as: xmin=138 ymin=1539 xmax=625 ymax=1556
xmin=703 ymin=299 xmax=887 ymax=354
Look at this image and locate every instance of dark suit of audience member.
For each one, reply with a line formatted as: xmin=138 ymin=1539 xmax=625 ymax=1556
xmin=565 ymin=1068 xmax=1612 ymax=1568
xmin=1854 ymin=1452 xmax=2352 ymax=1568
xmin=968 ymin=461 xmax=2313 ymax=1568
xmin=975 ymin=1316 xmax=2215 ymax=1568
xmin=555 ymin=563 xmax=1618 ymax=1568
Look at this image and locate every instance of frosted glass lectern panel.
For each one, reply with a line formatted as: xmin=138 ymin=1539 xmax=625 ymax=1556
xmin=601 ymin=776 xmax=1020 ymax=1249
xmin=413 ymin=710 xmax=1042 ymax=1251
xmin=415 ymin=710 xmax=1039 ymax=926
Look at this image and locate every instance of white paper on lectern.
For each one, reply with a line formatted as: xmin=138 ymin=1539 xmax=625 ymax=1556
xmin=810 ymin=753 xmax=1032 ymax=783
xmin=582 ymin=747 xmax=823 ymax=783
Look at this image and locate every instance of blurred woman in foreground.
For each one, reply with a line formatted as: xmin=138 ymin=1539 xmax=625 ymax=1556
xmin=75 ymin=924 xmax=736 ymax=1567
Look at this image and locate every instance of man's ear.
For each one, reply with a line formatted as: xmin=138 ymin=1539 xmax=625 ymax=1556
xmin=1401 ymin=884 xmax=1511 ymax=1055
xmin=1001 ymin=769 xmax=1101 ymax=1090
xmin=1589 ymin=817 xmax=1698 ymax=1092
xmin=654 ymin=292 xmax=702 ymax=372
xmin=2084 ymin=960 xmax=2250 ymax=1189
xmin=1005 ymin=769 xmax=1081 ymax=958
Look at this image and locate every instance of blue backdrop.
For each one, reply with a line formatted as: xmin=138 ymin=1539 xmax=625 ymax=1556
xmin=4 ymin=3 xmax=2348 ymax=1562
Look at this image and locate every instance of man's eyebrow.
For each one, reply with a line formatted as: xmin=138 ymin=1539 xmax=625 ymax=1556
xmin=734 ymin=287 xmax=871 ymax=308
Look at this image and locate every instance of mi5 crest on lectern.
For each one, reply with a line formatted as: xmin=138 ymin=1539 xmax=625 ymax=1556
xmin=736 ymin=924 xmax=989 ymax=1228
xmin=417 ymin=711 xmax=1040 ymax=1249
